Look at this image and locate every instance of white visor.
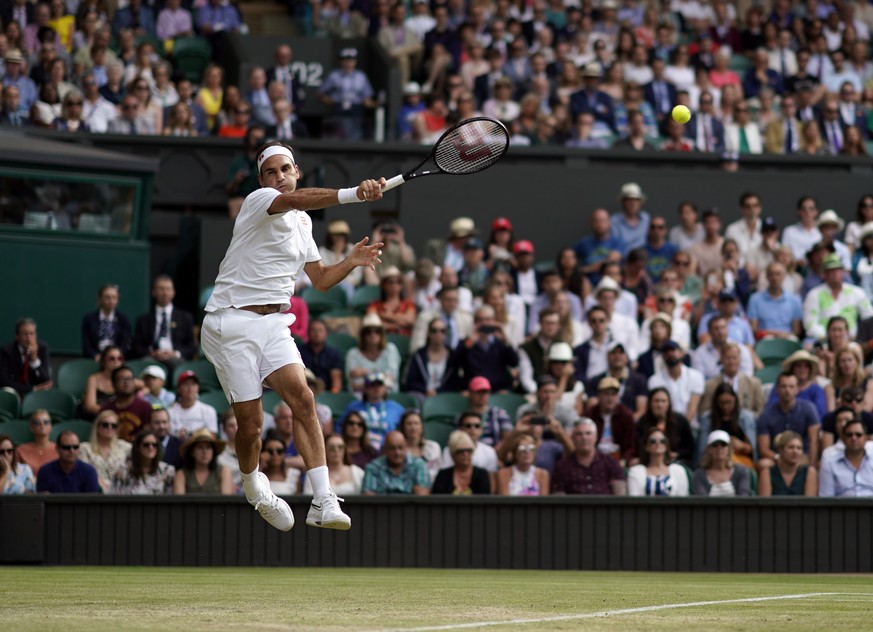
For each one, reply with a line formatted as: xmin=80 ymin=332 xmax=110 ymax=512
xmin=257 ymin=146 xmax=295 ymax=174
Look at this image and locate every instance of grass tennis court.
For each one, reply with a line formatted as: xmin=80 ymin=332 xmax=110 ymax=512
xmin=1 ymin=567 xmax=871 ymax=631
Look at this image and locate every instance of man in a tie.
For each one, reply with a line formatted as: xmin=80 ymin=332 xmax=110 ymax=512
xmin=689 ymin=91 xmax=724 ymax=152
xmin=818 ymin=97 xmax=845 ymax=155
xmin=131 ymin=275 xmax=196 ymax=368
xmin=643 ymin=58 xmax=676 ymax=123
xmin=0 ymin=318 xmax=53 ymax=397
xmin=267 ymin=98 xmax=307 ymax=140
xmin=764 ymin=95 xmax=800 ymax=154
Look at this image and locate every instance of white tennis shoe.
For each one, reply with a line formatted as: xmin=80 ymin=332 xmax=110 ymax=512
xmin=306 ymin=490 xmax=351 ymax=530
xmin=248 ymin=472 xmax=295 ymax=531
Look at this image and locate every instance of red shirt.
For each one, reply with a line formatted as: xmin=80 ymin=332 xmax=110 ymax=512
xmin=100 ymin=397 xmax=152 ymax=441
xmin=551 ymin=451 xmax=626 ymax=495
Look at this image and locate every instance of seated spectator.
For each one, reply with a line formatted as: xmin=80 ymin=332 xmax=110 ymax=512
xmin=582 ymin=375 xmax=638 ymax=464
xmin=697 ymin=290 xmax=754 ymax=347
xmin=100 ymin=365 xmax=153 ymax=441
xmin=660 ymin=117 xmax=693 ymax=151
xmin=551 ymin=419 xmax=627 ymax=495
xmin=404 ymin=317 xmax=461 ymax=403
xmin=452 ymin=377 xmax=506 ymax=448
xmin=692 ymin=430 xmax=754 ymax=497
xmin=758 ymin=430 xmax=818 ymax=497
xmin=164 ymin=101 xmax=198 ymax=137
xmin=613 ymin=108 xmax=656 ymax=151
xmin=648 ymin=341 xmax=704 ymax=424
xmin=803 ymin=254 xmax=873 ymax=342
xmin=362 ymin=430 xmax=430 ymax=495
xmin=0 ymin=317 xmax=53 ymax=397
xmin=519 ymin=308 xmax=562 ymax=393
xmin=345 ymin=314 xmax=402 ymax=394
xmin=746 ymin=217 xmax=782 ymax=284
xmin=81 ymin=283 xmax=132 ymax=359
xmin=82 ymin=346 xmax=124 ymax=418
xmin=821 ymin=388 xmax=873 ymax=451
xmin=518 ymin=375 xmax=578 ymax=430
xmin=483 ymin=77 xmax=521 ymax=123
xmin=569 ymin=62 xmax=616 ymax=133
xmin=818 ymin=418 xmax=873 ymax=497
xmin=366 ymin=265 xmax=416 ymax=336
xmin=766 ymin=350 xmax=827 ymax=419
xmin=496 ymin=432 xmax=550 ymax=496
xmin=196 ymin=0 xmax=242 ymax=36
xmin=636 ymin=314 xmax=681 ymax=379
xmin=112 ymin=0 xmax=155 ymax=37
xmin=528 ymin=269 xmax=584 ymax=336
xmin=216 ymin=409 xmax=241 ymax=493
xmin=459 ymin=239 xmax=490 ymax=299
xmin=639 ymin=291 xmax=691 ymax=350
xmin=699 ymin=343 xmax=765 ymax=416
xmin=156 ymin=0 xmax=193 ymax=43
xmin=169 ymin=371 xmax=218 ymax=438
xmin=692 ymin=316 xmax=755 ymax=381
xmin=149 ymin=406 xmax=182 ymax=469
xmin=36 ymin=430 xmax=100 ymax=494
xmin=0 ymin=85 xmax=30 ymax=128
xmin=131 ymin=275 xmax=197 ymax=369
xmin=260 ymin=431 xmax=300 ymax=495
xmin=265 ymin=403 xmax=301 ymax=469
xmin=14 ymin=410 xmax=57 ymax=476
xmin=825 ymin=348 xmax=873 ymax=412
xmin=565 ymin=111 xmax=610 ymax=148
xmin=747 ymin=262 xmax=803 ymax=339
xmin=303 ymin=434 xmax=365 ymax=496
xmin=317 ymin=220 xmax=362 ymax=300
xmin=172 ymin=428 xmax=233 ymax=495
xmin=139 ymin=364 xmax=175 ymax=409
xmin=339 ymin=411 xmax=379 ymax=469
xmin=266 ymin=97 xmax=307 ymax=141
xmin=440 ymin=410 xmax=499 ymax=473
xmin=0 ymin=433 xmax=35 ymax=494
xmin=509 ymin=239 xmax=540 ymax=308
xmin=817 ymin=210 xmax=852 ymax=270
xmin=110 ymin=429 xmax=175 ymax=495
xmin=815 ymin=316 xmax=865 ymax=381
xmin=398 ymin=81 xmax=425 ymax=140
xmin=195 ymin=63 xmax=224 ymax=132
xmin=586 ymin=341 xmax=648 ymax=419
xmin=299 ymin=319 xmax=343 ymax=394
xmin=398 ymin=410 xmax=441 ymax=482
xmin=757 ymin=372 xmax=821 ymax=469
xmin=454 ymin=305 xmax=519 ymax=392
xmin=544 ymin=342 xmax=585 ymax=414
xmin=637 ymin=387 xmax=695 ymax=467
xmin=3 ymin=50 xmax=38 ymax=112
xmin=696 ymin=383 xmax=757 ymax=468
xmin=339 ymin=372 xmax=404 ymax=450
xmin=627 ymin=427 xmax=691 ymax=496
xmin=79 ymin=410 xmax=131 ymax=492
xmin=432 ymin=430 xmax=492 ymax=495
xmin=588 ymin=276 xmax=641 ymax=360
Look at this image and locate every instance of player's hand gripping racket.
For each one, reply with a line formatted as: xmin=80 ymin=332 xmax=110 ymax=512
xmin=382 ymin=117 xmax=510 ymax=192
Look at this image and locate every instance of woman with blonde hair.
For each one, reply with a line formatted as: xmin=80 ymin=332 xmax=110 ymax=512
xmin=799 ymin=120 xmax=829 ymax=156
xmin=496 ymin=433 xmax=549 ymax=496
xmin=80 ymin=410 xmax=131 ymax=491
xmin=129 ymin=76 xmax=163 ymax=134
xmin=431 ymin=430 xmax=491 ymax=495
xmin=825 ymin=347 xmax=873 ymax=411
xmin=692 ymin=430 xmax=753 ymax=496
xmin=302 ymin=434 xmax=365 ymax=495
xmin=757 ymin=430 xmax=817 ymax=497
xmin=196 ymin=63 xmax=224 ymax=131
xmin=163 ymin=101 xmax=197 ymax=137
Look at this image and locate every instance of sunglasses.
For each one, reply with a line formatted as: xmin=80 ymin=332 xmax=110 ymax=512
xmin=657 ymin=297 xmax=676 ymax=303
xmin=31 ymin=418 xmax=52 ymax=425
xmin=59 ymin=444 xmax=80 ymax=451
xmin=675 ymin=260 xmax=691 ymax=267
xmin=590 ymin=318 xmax=607 ymax=324
xmin=327 ymin=444 xmax=345 ymax=451
xmin=262 ymin=448 xmax=284 ymax=455
xmin=648 ymin=438 xmax=668 ymax=445
xmin=844 ymin=395 xmax=865 ymax=404
xmin=844 ymin=431 xmax=865 ymax=438
xmin=345 ymin=421 xmax=364 ymax=428
xmin=141 ymin=441 xmax=159 ymax=448
xmin=454 ymin=448 xmax=474 ymax=454
xmin=711 ymin=441 xmax=729 ymax=447
xmin=0 ymin=448 xmax=14 ymax=455
xmin=516 ymin=445 xmax=536 ymax=453
xmin=99 ymin=422 xmax=119 ymax=429
xmin=462 ymin=423 xmax=481 ymax=429
xmin=430 ymin=328 xmax=447 ymax=334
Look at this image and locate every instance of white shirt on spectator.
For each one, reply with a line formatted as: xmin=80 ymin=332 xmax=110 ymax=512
xmin=639 ymin=316 xmax=691 ymax=351
xmin=648 ymin=365 xmax=705 ymax=420
xmin=691 ymin=342 xmax=754 ymax=380
xmin=170 ymin=400 xmax=219 ymax=437
xmin=781 ymin=223 xmax=822 ymax=262
xmin=584 ymin=290 xmax=639 ymax=321
xmin=725 ymin=217 xmax=762 ymax=256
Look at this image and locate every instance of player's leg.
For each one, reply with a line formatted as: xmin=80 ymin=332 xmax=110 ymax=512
xmin=265 ymin=363 xmax=351 ymax=530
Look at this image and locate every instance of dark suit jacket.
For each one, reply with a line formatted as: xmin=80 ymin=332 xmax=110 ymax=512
xmin=857 ymin=316 xmax=873 ymax=362
xmin=643 ymin=80 xmax=678 ymax=118
xmin=131 ymin=306 xmax=197 ymax=360
xmin=0 ymin=1 xmax=34 ymax=28
xmin=0 ymin=111 xmax=29 ymax=127
xmin=686 ymin=114 xmax=725 ymax=152
xmin=0 ymin=340 xmax=52 ymax=396
xmin=568 ymin=88 xmax=616 ymax=132
xmin=266 ymin=66 xmax=306 ymax=110
xmin=162 ymin=435 xmax=183 ymax=469
xmin=265 ymin=117 xmax=309 ymax=141
xmin=81 ymin=310 xmax=133 ymax=359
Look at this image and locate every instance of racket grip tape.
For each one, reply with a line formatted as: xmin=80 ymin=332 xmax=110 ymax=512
xmin=381 ymin=174 xmax=406 ymax=192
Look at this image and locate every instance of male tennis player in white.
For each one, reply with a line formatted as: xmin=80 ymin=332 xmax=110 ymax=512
xmin=202 ymin=140 xmax=385 ymax=531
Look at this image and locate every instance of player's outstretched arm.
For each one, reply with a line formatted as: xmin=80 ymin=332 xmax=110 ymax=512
xmin=304 ymin=237 xmax=384 ymax=292
xmin=267 ymin=178 xmax=387 ymax=215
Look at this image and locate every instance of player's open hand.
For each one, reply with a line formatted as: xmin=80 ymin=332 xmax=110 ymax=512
xmin=357 ymin=178 xmax=387 ymax=202
xmin=351 ymin=236 xmax=385 ymax=270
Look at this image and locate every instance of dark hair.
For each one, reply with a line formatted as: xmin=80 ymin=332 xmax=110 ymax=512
xmin=843 ymin=417 xmax=866 ymax=436
xmin=340 ymin=411 xmax=374 ymax=453
xmin=826 ymin=315 xmax=849 ymax=337
xmin=398 ymin=410 xmax=425 ymax=447
xmin=626 ymin=247 xmax=648 ymax=264
xmin=324 ymin=433 xmax=351 ymax=466
xmin=457 ymin=410 xmax=482 ymax=426
xmin=638 ymin=387 xmax=679 ymax=450
xmin=539 ymin=268 xmax=561 ymax=282
xmin=702 ymin=208 xmax=720 ymax=221
xmin=183 ymin=437 xmax=219 ymax=471
xmin=639 ymin=426 xmax=672 ymax=466
xmin=739 ymin=191 xmax=759 ymax=207
xmin=776 ymin=371 xmax=797 ymax=386
xmin=111 ymin=365 xmax=134 ymax=383
xmin=15 ymin=317 xmax=36 ymax=335
xmin=56 ymin=430 xmax=79 ymax=447
xmin=796 ymin=195 xmax=817 ymax=210
xmin=841 ymin=386 xmax=863 ymax=402
xmin=678 ymin=201 xmax=697 ymax=216
xmin=99 ymin=345 xmax=122 ymax=369
xmin=436 ymin=285 xmax=459 ymax=298
xmin=130 ymin=430 xmax=162 ymax=479
xmin=261 ymin=430 xmax=288 ymax=477
xmin=587 ymin=305 xmax=608 ymax=321
xmin=0 ymin=433 xmax=19 ymax=467
xmin=710 ymin=383 xmax=741 ymax=437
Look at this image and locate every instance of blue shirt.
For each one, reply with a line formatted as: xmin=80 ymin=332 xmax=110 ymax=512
xmin=36 ymin=460 xmax=100 ymax=494
xmin=3 ymin=75 xmax=37 ymax=111
xmin=697 ymin=313 xmax=754 ymax=346
xmin=819 ymin=445 xmax=873 ymax=497
xmin=766 ymin=382 xmax=828 ymax=420
xmin=361 ymin=454 xmax=430 ymax=494
xmin=610 ymin=211 xmax=650 ymax=250
xmin=756 ymin=399 xmax=820 ymax=453
xmin=339 ymin=399 xmax=405 ymax=450
xmin=299 ymin=342 xmax=343 ymax=386
xmin=746 ymin=290 xmax=803 ymax=333
xmin=573 ymin=234 xmax=627 ymax=283
xmin=196 ymin=4 xmax=241 ymax=31
xmin=644 ymin=241 xmax=678 ymax=282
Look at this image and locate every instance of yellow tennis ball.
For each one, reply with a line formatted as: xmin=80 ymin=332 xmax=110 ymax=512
xmin=672 ymin=105 xmax=691 ymax=124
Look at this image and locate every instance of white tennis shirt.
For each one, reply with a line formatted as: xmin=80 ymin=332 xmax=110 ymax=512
xmin=206 ymin=187 xmax=321 ymax=312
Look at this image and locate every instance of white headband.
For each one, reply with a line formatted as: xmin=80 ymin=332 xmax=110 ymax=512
xmin=257 ymin=146 xmax=295 ymax=173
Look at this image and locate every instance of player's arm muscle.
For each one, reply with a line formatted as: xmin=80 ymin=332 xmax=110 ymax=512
xmin=267 ymin=188 xmax=344 ymax=215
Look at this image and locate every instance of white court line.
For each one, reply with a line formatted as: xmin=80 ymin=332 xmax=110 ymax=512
xmin=387 ymin=592 xmax=871 ymax=632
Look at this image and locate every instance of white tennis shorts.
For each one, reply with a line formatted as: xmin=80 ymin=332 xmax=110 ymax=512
xmin=201 ymin=308 xmax=302 ymax=403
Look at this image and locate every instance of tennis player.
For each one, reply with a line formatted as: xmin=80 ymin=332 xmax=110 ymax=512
xmin=202 ymin=140 xmax=385 ymax=531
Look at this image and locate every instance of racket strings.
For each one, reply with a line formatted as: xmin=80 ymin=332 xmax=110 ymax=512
xmin=434 ymin=119 xmax=509 ymax=175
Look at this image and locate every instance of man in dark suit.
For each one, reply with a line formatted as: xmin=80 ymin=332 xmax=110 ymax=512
xmin=81 ymin=284 xmax=133 ymax=360
xmin=643 ymin=58 xmax=678 ymax=124
xmin=266 ymin=44 xmax=306 ymax=111
xmin=131 ymin=275 xmax=196 ymax=367
xmin=0 ymin=0 xmax=35 ymax=32
xmin=0 ymin=317 xmax=53 ymax=397
xmin=569 ymin=62 xmax=616 ymax=133
xmin=686 ymin=91 xmax=725 ymax=152
xmin=473 ymin=47 xmax=505 ymax=108
xmin=149 ymin=406 xmax=183 ymax=469
xmin=265 ymin=98 xmax=308 ymax=141
xmin=818 ymin=96 xmax=847 ymax=155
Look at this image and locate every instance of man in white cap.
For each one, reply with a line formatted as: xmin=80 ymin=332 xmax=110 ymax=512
xmin=817 ymin=209 xmax=852 ymax=270
xmin=422 ymin=216 xmax=476 ymax=272
xmin=780 ymin=196 xmax=821 ymax=266
xmin=201 ymin=139 xmax=386 ymax=532
xmin=610 ymin=182 xmax=650 ymax=250
xmin=586 ymin=277 xmax=640 ymax=360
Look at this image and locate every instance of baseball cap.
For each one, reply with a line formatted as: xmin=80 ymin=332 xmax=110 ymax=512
xmin=761 ymin=216 xmax=778 ymax=232
xmin=339 ymin=47 xmax=358 ymax=59
xmin=176 ymin=370 xmax=199 ymax=388
xmin=449 ymin=217 xmax=476 ymax=238
xmin=469 ymin=376 xmax=492 ymax=392
xmin=491 ymin=217 xmax=513 ymax=232
xmin=140 ymin=365 xmax=166 ymax=381
xmin=661 ymin=340 xmax=681 ymax=353
xmin=403 ymin=81 xmax=421 ymax=95
xmin=718 ymin=289 xmax=738 ymax=302
xmin=823 ymin=253 xmax=845 ymax=270
xmin=548 ymin=342 xmax=574 ymax=362
xmin=597 ymin=376 xmax=621 ymax=392
xmin=512 ymin=240 xmax=534 ymax=255
xmin=464 ymin=237 xmax=484 ymax=250
xmin=364 ymin=371 xmax=386 ymax=386
xmin=707 ymin=430 xmax=731 ymax=446
xmin=607 ymin=340 xmax=626 ymax=353
xmin=594 ymin=276 xmax=621 ymax=296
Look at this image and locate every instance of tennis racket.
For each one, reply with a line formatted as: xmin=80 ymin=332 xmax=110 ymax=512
xmin=382 ymin=116 xmax=510 ymax=192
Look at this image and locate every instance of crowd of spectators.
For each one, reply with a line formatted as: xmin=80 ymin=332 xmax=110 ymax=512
xmin=4 ymin=182 xmax=873 ymax=498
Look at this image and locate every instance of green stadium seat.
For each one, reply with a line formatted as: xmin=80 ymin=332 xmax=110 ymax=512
xmin=125 ymin=358 xmax=161 ymax=380
xmin=0 ymin=390 xmax=20 ymax=421
xmin=327 ymin=332 xmax=358 ymax=356
xmin=21 ymin=389 xmax=76 ymax=421
xmin=424 ymin=421 xmax=455 ymax=448
xmin=199 ymin=285 xmax=214 ymax=311
xmin=173 ymin=359 xmax=221 ymax=392
xmin=387 ymin=391 xmax=417 ymax=410
xmin=199 ymin=390 xmax=231 ymax=416
xmin=488 ymin=393 xmax=528 ymax=419
xmin=350 ymin=285 xmax=381 ymax=314
xmin=729 ymin=54 xmax=753 ymax=72
xmin=56 ymin=359 xmax=99 ymax=399
xmin=387 ymin=333 xmax=410 ymax=360
xmin=755 ymin=339 xmax=801 ymax=367
xmin=301 ymin=286 xmax=347 ymax=316
xmin=755 ymin=365 xmax=782 ymax=385
xmin=50 ymin=420 xmax=94 ymax=442
xmin=0 ymin=420 xmax=33 ymax=444
xmin=171 ymin=37 xmax=213 ymax=83
xmin=422 ymin=393 xmax=469 ymax=423
xmin=316 ymin=392 xmax=357 ymax=419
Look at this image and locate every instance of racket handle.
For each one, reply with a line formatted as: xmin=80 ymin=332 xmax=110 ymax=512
xmin=381 ymin=174 xmax=406 ymax=192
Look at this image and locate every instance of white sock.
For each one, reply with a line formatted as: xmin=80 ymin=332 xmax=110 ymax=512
xmin=308 ymin=466 xmax=329 ymax=498
xmin=241 ymin=467 xmax=260 ymax=499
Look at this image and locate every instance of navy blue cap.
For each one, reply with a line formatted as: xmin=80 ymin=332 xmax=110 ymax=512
xmin=464 ymin=237 xmax=483 ymax=250
xmin=762 ymin=216 xmax=778 ymax=232
xmin=718 ymin=289 xmax=738 ymax=301
xmin=661 ymin=340 xmax=681 ymax=353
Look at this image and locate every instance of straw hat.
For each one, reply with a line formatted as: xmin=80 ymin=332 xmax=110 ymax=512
xmin=179 ymin=428 xmax=226 ymax=459
xmin=782 ymin=349 xmax=819 ymax=374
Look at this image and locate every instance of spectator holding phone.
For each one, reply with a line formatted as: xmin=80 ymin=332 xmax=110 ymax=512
xmin=454 ymin=305 xmax=519 ymax=393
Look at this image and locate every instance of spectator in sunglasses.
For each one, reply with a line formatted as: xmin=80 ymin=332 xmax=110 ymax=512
xmin=111 ymin=429 xmax=175 ymax=495
xmin=627 ymin=428 xmax=690 ymax=496
xmin=819 ymin=419 xmax=873 ymax=497
xmin=79 ymin=410 xmax=131 ymax=492
xmin=36 ymin=430 xmax=100 ymax=494
xmin=432 ymin=430 xmax=491 ymax=495
xmin=439 ymin=411 xmax=499 ymax=473
xmin=821 ymin=387 xmax=873 ymax=450
xmin=14 ymin=410 xmax=57 ymax=475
